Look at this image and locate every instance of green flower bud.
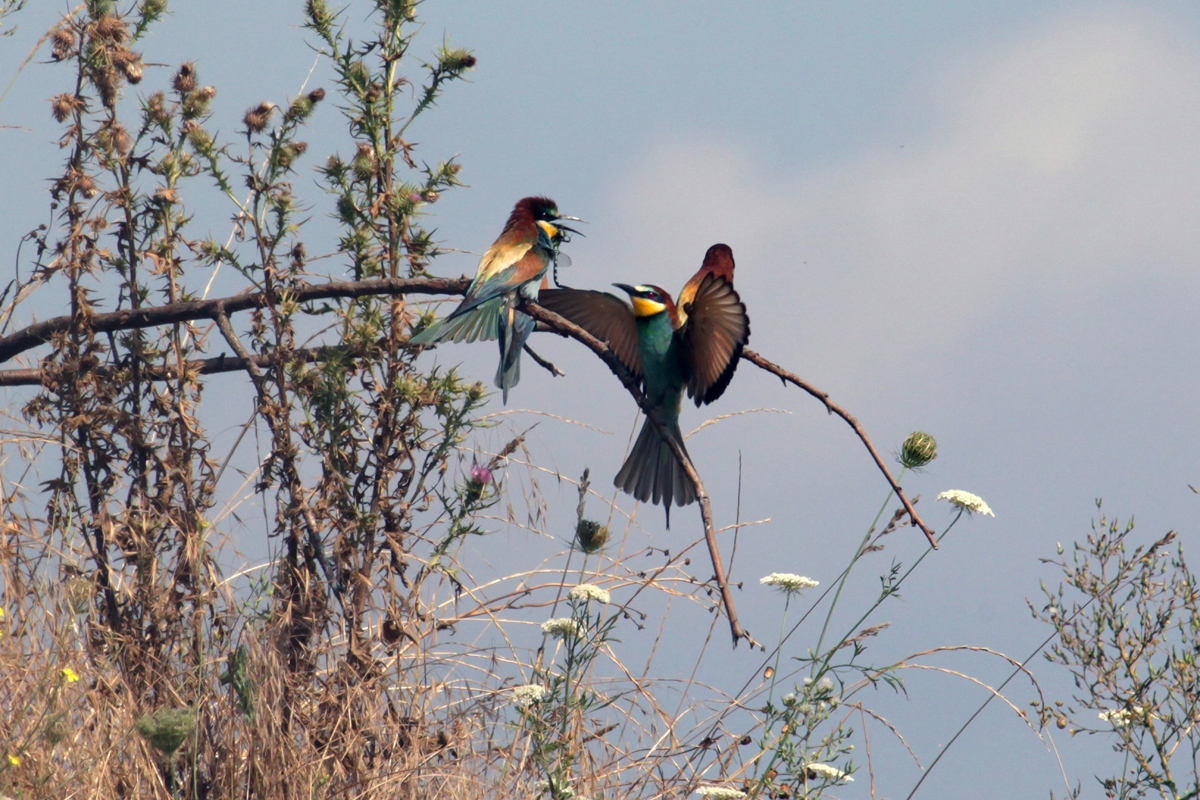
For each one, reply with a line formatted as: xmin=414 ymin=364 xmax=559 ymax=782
xmin=135 ymin=707 xmax=195 ymax=756
xmin=285 ymin=95 xmax=314 ymax=123
xmin=320 ymin=155 xmax=347 ymax=182
xmin=438 ymin=47 xmax=477 ymax=74
xmin=64 ymin=576 xmax=92 ymax=614
xmin=43 ymin=714 xmax=68 ymax=746
xmin=575 ymin=519 xmax=609 ymax=554
xmin=272 ymin=141 xmax=307 ymax=170
xmin=899 ymin=431 xmax=938 ymax=469
xmin=306 ymin=0 xmax=332 ymax=33
xmin=346 ymin=61 xmax=370 ymax=93
xmin=141 ymin=0 xmax=168 ymax=25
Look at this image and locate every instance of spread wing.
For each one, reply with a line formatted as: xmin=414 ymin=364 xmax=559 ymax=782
xmin=537 ymin=288 xmax=643 ymax=377
xmin=676 ymin=243 xmax=735 ymax=328
xmin=679 ymin=274 xmax=750 ymax=405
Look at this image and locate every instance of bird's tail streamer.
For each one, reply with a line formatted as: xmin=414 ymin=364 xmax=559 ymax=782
xmin=614 ymin=416 xmax=697 ymax=527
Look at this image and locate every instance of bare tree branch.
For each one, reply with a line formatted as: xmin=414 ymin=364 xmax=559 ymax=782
xmin=0 ymin=345 xmax=357 ymax=386
xmin=0 ymin=269 xmax=934 ymax=621
xmin=0 ymin=344 xmax=357 ymax=386
xmin=0 ymin=274 xmax=470 ymax=364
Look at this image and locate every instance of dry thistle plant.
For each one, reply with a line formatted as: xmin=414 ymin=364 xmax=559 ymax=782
xmin=2 ymin=0 xmax=500 ymax=796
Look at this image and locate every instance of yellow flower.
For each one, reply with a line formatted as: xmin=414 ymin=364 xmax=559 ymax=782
xmin=7 ymin=754 xmax=19 ymax=766
xmin=60 ymin=667 xmax=80 ymax=683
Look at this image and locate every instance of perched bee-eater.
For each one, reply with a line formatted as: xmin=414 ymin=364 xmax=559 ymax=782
xmin=409 ymin=196 xmax=582 ymax=402
xmin=539 ymin=244 xmax=749 ymax=525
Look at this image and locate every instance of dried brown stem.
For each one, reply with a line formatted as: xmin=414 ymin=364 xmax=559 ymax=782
xmin=211 ymin=302 xmax=338 ymax=592
xmin=740 ymin=348 xmax=937 ymax=548
xmin=524 ymin=298 xmax=758 ymax=649
xmin=211 ymin=303 xmax=266 ymax=389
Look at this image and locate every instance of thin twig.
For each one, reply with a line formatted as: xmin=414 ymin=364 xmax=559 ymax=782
xmin=211 ymin=304 xmax=267 ymax=389
xmin=524 ymin=298 xmax=758 ymax=649
xmin=740 ymin=348 xmax=937 ymax=548
xmin=211 ymin=302 xmax=338 ymax=595
xmin=523 ymin=343 xmax=565 ymax=377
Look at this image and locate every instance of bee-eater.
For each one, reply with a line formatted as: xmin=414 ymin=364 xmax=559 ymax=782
xmin=538 ymin=244 xmax=749 ymax=525
xmin=409 ymin=196 xmax=582 ymax=402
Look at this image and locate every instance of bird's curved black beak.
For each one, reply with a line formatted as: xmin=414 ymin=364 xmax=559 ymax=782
xmin=554 ymin=215 xmax=586 ymax=238
xmin=613 ymin=283 xmax=637 ymax=297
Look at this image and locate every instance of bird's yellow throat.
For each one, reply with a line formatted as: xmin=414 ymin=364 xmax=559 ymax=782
xmin=630 ymin=296 xmax=666 ymax=317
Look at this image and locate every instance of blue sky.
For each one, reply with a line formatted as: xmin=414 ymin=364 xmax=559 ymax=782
xmin=3 ymin=2 xmax=1200 ymax=796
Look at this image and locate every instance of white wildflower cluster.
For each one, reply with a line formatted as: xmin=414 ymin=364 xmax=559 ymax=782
xmin=695 ymin=786 xmax=747 ymax=799
xmin=759 ymin=573 xmax=819 ymax=594
xmin=805 ymin=762 xmax=853 ymax=782
xmin=791 ymin=677 xmax=839 ymax=717
xmin=511 ymin=684 xmax=548 ymax=707
xmin=936 ymin=490 xmax=994 ymax=517
xmin=802 ymin=675 xmax=837 ymax=695
xmin=541 ymin=617 xmax=582 ymax=638
xmin=533 ymin=779 xmax=575 ymax=798
xmin=568 ymin=583 xmax=610 ymax=604
xmin=1099 ymin=706 xmax=1152 ymax=726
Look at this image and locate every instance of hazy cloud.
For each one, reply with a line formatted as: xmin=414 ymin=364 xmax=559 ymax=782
xmin=600 ymin=8 xmax=1200 ymax=395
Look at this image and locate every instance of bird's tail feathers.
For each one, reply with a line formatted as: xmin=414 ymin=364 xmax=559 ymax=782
xmin=615 ymin=416 xmax=696 ymax=527
xmin=495 ymin=303 xmax=535 ymax=404
xmin=409 ymin=296 xmax=506 ymax=345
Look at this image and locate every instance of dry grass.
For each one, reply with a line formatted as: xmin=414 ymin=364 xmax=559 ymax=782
xmin=0 ymin=414 xmax=1052 ymax=799
xmin=0 ymin=439 xmax=755 ymax=799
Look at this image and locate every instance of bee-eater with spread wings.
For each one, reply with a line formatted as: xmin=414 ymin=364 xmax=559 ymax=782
xmin=538 ymin=244 xmax=749 ymax=525
xmin=409 ymin=196 xmax=582 ymax=402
